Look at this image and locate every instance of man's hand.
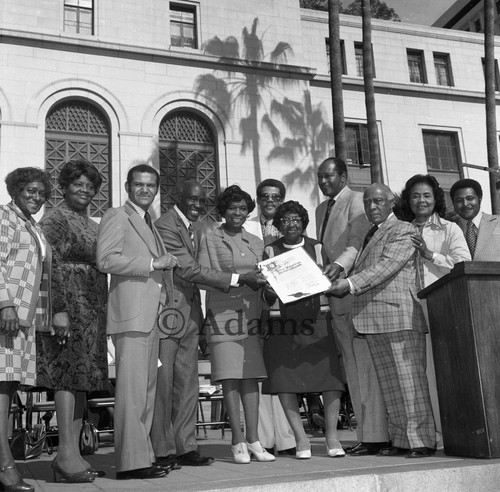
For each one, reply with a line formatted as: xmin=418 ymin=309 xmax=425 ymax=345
xmin=324 ymin=279 xmax=350 ymax=297
xmin=239 ymin=270 xmax=267 ymax=291
xmin=0 ymin=307 xmax=20 ymax=337
xmin=323 ymin=263 xmax=344 ymax=282
xmin=153 ymin=253 xmax=179 ymax=270
xmin=52 ymin=312 xmax=71 ymax=345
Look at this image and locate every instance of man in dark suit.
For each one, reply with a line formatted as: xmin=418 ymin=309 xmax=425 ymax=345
xmin=327 ymin=183 xmax=436 ymax=458
xmin=152 ymin=180 xmax=265 ymax=468
xmin=317 ymin=157 xmax=389 ymax=456
xmin=97 ymin=164 xmax=178 ymax=480
xmin=450 ymin=178 xmax=500 ymax=260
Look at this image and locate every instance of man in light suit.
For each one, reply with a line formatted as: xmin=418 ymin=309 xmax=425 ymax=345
xmin=245 ymin=179 xmax=296 ymax=456
xmin=97 ymin=164 xmax=178 ymax=480
xmin=327 ymin=183 xmax=436 ymax=458
xmin=317 ymin=157 xmax=389 ymax=456
xmin=151 ymin=181 xmax=265 ymax=468
xmin=450 ymin=178 xmax=500 ymax=260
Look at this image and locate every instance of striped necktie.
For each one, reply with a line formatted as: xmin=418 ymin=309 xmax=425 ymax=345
xmin=188 ymin=223 xmax=195 ymax=249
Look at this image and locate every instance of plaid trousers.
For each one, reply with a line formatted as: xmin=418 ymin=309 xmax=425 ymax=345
xmin=366 ymin=330 xmax=437 ymax=449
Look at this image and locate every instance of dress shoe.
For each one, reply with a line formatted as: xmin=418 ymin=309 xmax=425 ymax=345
xmin=231 ymin=442 xmax=250 ymax=464
xmin=155 ymin=455 xmax=182 ymax=471
xmin=325 ymin=439 xmax=345 ymax=458
xmin=247 ymin=441 xmax=276 ymax=462
xmin=87 ymin=468 xmax=106 ymax=477
xmin=0 ymin=465 xmax=34 ymax=492
xmin=177 ymin=451 xmax=214 ymax=466
xmin=378 ymin=446 xmax=409 ymax=457
xmin=116 ymin=466 xmax=167 ymax=480
xmin=51 ymin=460 xmax=95 ymax=483
xmin=347 ymin=441 xmax=389 ymax=456
xmin=277 ymin=447 xmax=296 ymax=456
xmin=407 ymin=447 xmax=435 ymax=458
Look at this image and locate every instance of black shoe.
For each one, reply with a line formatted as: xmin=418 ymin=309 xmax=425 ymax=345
xmin=277 ymin=447 xmax=296 ymax=456
xmin=378 ymin=446 xmax=409 ymax=456
xmin=116 ymin=466 xmax=167 ymax=480
xmin=154 ymin=455 xmax=182 ymax=471
xmin=347 ymin=441 xmax=389 ymax=456
xmin=177 ymin=451 xmax=214 ymax=466
xmin=87 ymin=468 xmax=106 ymax=477
xmin=407 ymin=447 xmax=435 ymax=458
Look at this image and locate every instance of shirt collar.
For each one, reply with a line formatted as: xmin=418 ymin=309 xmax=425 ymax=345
xmin=174 ymin=204 xmax=192 ymax=229
xmin=332 ymin=186 xmax=348 ymax=201
xmin=128 ymin=200 xmax=146 ymax=219
xmin=458 ymin=211 xmax=482 ymax=229
xmin=412 ymin=212 xmax=446 ymax=230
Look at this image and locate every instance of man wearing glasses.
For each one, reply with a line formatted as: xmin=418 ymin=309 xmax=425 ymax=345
xmin=245 ymin=179 xmax=296 ymax=456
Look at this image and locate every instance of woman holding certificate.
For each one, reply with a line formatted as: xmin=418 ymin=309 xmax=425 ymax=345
xmin=198 ymin=185 xmax=273 ymax=465
xmin=261 ymin=200 xmax=345 ymax=459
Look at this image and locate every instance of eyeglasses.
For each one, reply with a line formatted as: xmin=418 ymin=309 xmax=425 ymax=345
xmin=259 ymin=193 xmax=282 ymax=202
xmin=280 ymin=217 xmax=301 ymax=226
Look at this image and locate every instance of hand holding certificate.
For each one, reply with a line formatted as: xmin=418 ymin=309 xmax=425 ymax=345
xmin=258 ymin=247 xmax=332 ymax=304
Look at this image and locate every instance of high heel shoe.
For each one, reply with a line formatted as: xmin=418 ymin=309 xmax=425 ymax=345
xmin=326 ymin=439 xmax=345 ymax=458
xmin=51 ymin=460 xmax=95 ymax=483
xmin=231 ymin=442 xmax=251 ymax=464
xmin=0 ymin=465 xmax=34 ymax=492
xmin=247 ymin=441 xmax=276 ymax=462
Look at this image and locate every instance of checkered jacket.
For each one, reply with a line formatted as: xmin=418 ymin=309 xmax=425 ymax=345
xmin=0 ymin=202 xmax=51 ymax=330
xmin=349 ymin=214 xmax=427 ymax=335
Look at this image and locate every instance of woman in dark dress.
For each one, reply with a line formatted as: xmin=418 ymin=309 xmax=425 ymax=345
xmin=37 ymin=160 xmax=108 ymax=483
xmin=262 ymin=201 xmax=345 ymax=459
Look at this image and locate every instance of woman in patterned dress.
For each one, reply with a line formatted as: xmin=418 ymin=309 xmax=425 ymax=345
xmin=37 ymin=160 xmax=108 ymax=483
xmin=0 ymin=167 xmax=51 ymax=492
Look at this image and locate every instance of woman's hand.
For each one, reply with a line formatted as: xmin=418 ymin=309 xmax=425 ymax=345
xmin=52 ymin=312 xmax=71 ymax=346
xmin=410 ymin=233 xmax=433 ymax=261
xmin=0 ymin=307 xmax=20 ymax=337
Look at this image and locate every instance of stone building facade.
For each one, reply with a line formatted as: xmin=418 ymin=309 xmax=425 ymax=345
xmin=0 ymin=0 xmax=498 ymax=227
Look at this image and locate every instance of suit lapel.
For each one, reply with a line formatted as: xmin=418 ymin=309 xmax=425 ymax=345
xmin=354 ymin=216 xmax=394 ymax=267
xmin=125 ymin=201 xmax=160 ymax=256
xmin=475 ymin=214 xmax=496 ymax=259
xmin=173 ymin=209 xmax=195 ymax=256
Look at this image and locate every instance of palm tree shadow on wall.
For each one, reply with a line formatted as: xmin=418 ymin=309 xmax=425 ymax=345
xmin=262 ymin=90 xmax=334 ymax=205
xmin=194 ymin=18 xmax=298 ymax=185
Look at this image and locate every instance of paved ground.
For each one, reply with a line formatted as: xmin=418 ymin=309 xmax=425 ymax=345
xmin=16 ymin=428 xmax=500 ymax=492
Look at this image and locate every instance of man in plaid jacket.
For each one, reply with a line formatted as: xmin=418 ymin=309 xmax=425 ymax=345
xmin=326 ymin=183 xmax=437 ymax=458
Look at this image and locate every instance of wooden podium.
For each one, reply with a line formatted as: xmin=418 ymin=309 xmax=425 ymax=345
xmin=419 ymin=262 xmax=500 ymax=458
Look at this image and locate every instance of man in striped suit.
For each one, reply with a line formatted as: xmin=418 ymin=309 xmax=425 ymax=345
xmin=326 ymin=183 xmax=436 ymax=458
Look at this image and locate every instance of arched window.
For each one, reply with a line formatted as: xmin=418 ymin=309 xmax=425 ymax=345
xmin=45 ymin=100 xmax=111 ymax=217
xmin=159 ymin=110 xmax=219 ymax=221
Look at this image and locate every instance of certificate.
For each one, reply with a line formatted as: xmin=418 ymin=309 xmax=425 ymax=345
xmin=258 ymin=246 xmax=332 ymax=304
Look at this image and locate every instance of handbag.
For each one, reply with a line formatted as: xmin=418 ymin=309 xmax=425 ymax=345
xmin=10 ymin=423 xmax=49 ymax=460
xmin=79 ymin=420 xmax=99 ymax=455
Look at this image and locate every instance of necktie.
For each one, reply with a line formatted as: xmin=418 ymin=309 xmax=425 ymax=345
xmin=319 ymin=198 xmax=335 ymax=243
xmin=188 ymin=223 xmax=195 ymax=249
xmin=466 ymin=220 xmax=477 ymax=257
xmin=144 ymin=211 xmax=153 ymax=231
xmin=262 ymin=220 xmax=280 ymax=246
xmin=362 ymin=224 xmax=378 ymax=250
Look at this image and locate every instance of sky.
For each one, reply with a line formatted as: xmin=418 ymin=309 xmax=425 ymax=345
xmin=382 ymin=0 xmax=458 ymax=26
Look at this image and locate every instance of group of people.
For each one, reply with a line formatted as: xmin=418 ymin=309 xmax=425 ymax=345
xmin=0 ymin=156 xmax=498 ymax=489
